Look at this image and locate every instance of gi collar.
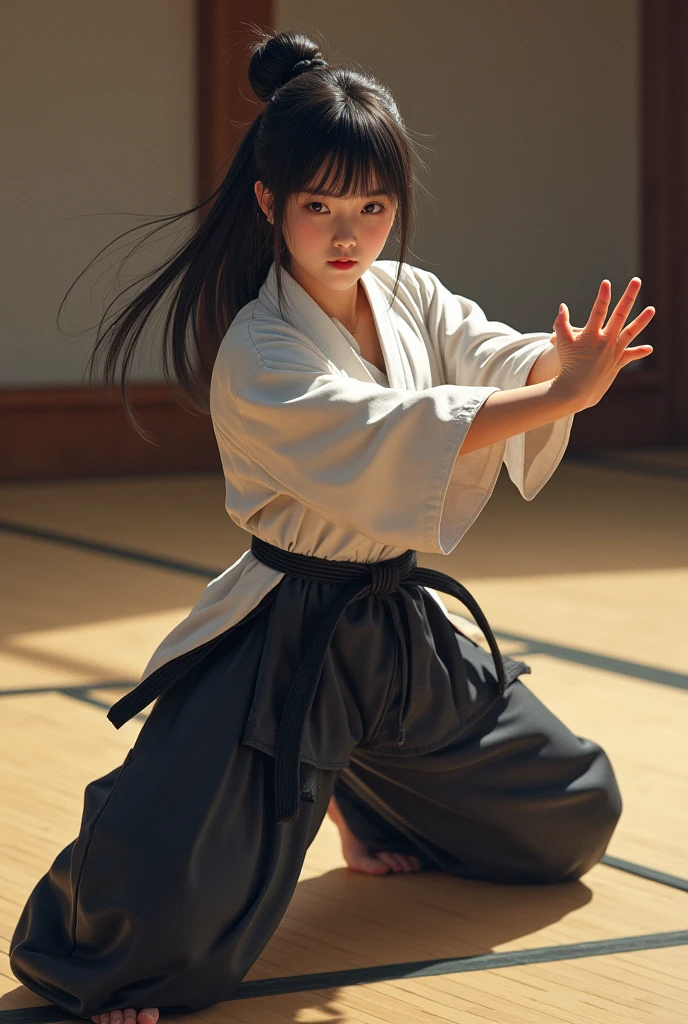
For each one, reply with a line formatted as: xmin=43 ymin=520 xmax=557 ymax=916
xmin=256 ymin=260 xmax=410 ymax=389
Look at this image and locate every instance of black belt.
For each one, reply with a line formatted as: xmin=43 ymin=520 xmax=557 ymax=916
xmin=107 ymin=536 xmax=511 ymax=826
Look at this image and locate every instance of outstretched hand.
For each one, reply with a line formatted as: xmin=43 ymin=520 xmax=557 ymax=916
xmin=549 ymin=278 xmax=655 ymax=409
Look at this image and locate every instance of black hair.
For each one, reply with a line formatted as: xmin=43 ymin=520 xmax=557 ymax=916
xmin=61 ymin=27 xmax=429 ymax=439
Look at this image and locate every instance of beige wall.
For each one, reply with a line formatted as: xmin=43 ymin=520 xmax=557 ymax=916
xmin=276 ymin=0 xmax=640 ymax=338
xmin=1 ymin=0 xmax=195 ymax=387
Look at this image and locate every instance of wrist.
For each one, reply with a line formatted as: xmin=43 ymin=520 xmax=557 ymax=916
xmin=550 ymin=374 xmax=587 ymax=413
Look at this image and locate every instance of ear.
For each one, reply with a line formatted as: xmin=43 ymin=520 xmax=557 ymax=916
xmin=254 ymin=181 xmax=274 ymax=224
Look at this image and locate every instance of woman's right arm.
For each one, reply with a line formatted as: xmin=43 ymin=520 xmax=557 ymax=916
xmin=460 ymin=277 xmax=656 ymax=457
xmin=459 ymin=379 xmax=578 ymax=456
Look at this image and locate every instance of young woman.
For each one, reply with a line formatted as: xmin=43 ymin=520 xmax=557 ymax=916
xmin=9 ymin=27 xmax=655 ymax=1024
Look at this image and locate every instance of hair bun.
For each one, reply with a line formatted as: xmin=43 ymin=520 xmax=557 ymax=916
xmin=248 ymin=31 xmax=328 ymax=103
xmin=291 ymin=57 xmax=328 ymax=77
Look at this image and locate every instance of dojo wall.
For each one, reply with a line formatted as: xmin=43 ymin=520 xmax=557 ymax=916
xmin=276 ymin=0 xmax=640 ymax=337
xmin=1 ymin=0 xmax=195 ymax=387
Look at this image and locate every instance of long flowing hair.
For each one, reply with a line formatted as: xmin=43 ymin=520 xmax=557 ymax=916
xmin=61 ymin=27 xmax=429 ymax=438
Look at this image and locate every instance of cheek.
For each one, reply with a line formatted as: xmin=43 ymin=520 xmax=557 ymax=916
xmin=287 ymin=213 xmax=323 ymax=249
xmin=374 ymin=213 xmax=394 ymax=236
xmin=367 ymin=213 xmax=395 ymax=245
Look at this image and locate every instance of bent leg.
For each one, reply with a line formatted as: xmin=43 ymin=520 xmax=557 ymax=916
xmin=10 ymin=625 xmax=337 ymax=1017
xmin=335 ymin=678 xmax=622 ymax=884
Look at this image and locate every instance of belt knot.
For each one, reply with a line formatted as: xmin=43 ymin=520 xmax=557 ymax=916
xmin=368 ymin=559 xmax=402 ymax=597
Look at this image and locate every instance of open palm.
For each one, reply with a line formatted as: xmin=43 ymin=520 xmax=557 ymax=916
xmin=550 ymin=278 xmax=655 ymax=408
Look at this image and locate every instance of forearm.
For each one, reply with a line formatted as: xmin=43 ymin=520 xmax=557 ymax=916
xmin=459 ymin=377 xmax=576 ymax=456
xmin=525 ymin=336 xmax=560 ymax=386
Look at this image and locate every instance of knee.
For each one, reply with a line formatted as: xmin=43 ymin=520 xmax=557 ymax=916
xmin=539 ymin=755 xmax=623 ymax=883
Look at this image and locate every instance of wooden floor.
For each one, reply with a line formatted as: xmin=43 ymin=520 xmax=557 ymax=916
xmin=0 ymin=447 xmax=686 ymax=1023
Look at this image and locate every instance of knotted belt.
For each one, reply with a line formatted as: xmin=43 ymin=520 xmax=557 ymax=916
xmin=107 ymin=536 xmax=512 ymax=825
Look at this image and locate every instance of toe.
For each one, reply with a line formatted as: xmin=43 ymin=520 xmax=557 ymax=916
xmin=351 ymin=852 xmax=389 ymax=874
xmin=400 ymin=854 xmax=422 ymax=872
xmin=378 ymin=851 xmax=421 ymax=872
xmin=377 ymin=851 xmax=405 ymax=872
xmin=365 ymin=855 xmax=391 ymax=874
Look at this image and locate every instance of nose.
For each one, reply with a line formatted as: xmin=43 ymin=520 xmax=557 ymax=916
xmin=332 ymin=218 xmax=356 ymax=248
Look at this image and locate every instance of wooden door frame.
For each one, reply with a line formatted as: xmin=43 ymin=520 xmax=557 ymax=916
xmin=641 ymin=0 xmax=687 ymax=444
xmin=195 ymin=0 xmax=273 ymax=382
xmin=197 ymin=0 xmax=272 ymax=206
xmin=571 ymin=0 xmax=685 ymax=449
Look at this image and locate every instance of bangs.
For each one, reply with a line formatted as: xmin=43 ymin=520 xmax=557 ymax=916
xmin=288 ymin=113 xmax=406 ymax=202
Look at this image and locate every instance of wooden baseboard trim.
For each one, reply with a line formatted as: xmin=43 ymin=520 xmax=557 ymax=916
xmin=0 ymin=384 xmax=221 ymax=481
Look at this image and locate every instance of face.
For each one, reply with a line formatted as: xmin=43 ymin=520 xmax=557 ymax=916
xmin=254 ymin=175 xmax=398 ymax=293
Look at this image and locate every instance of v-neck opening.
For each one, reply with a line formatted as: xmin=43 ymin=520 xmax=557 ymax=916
xmin=360 ymin=354 xmax=390 ymax=386
xmin=332 ymin=272 xmax=393 ymax=383
xmin=358 ymin=273 xmax=389 ymax=380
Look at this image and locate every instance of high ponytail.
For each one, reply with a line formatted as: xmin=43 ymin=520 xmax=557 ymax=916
xmin=63 ymin=27 xmax=427 ymax=439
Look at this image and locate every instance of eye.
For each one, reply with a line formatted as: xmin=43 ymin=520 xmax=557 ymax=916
xmin=305 ymin=200 xmax=386 ymax=214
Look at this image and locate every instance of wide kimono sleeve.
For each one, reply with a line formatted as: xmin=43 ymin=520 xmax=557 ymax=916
xmin=229 ymin=330 xmax=507 ymax=555
xmin=418 ymin=268 xmax=575 ymax=500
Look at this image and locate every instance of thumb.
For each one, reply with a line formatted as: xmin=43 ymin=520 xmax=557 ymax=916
xmin=555 ymin=302 xmax=573 ymax=338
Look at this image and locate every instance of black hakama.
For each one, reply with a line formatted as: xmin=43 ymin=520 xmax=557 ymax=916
xmin=9 ymin=538 xmax=622 ymax=1016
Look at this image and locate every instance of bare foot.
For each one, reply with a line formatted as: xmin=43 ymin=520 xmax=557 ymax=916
xmin=90 ymin=1009 xmax=159 ymax=1024
xmin=327 ymin=795 xmax=422 ymax=875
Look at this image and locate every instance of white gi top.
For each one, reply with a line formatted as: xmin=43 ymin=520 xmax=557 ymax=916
xmin=139 ymin=259 xmax=574 ymax=682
